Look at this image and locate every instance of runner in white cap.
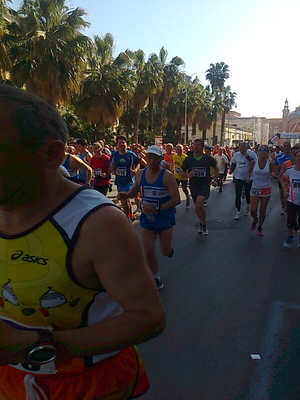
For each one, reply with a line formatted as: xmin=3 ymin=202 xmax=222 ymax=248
xmin=118 ymin=145 xmax=180 ymax=289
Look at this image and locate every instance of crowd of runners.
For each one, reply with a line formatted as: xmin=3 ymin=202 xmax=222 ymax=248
xmin=1 ymin=84 xmax=300 ymax=399
xmin=62 ymin=136 xmax=300 ymax=289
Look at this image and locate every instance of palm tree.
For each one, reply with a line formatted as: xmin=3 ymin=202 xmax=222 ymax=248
xmin=219 ymin=86 xmax=236 ymax=145
xmin=205 ymin=62 xmax=230 ymax=144
xmin=166 ymin=84 xmax=186 ymax=143
xmin=192 ymin=85 xmax=213 ymax=141
xmin=76 ymin=33 xmax=134 ymax=138
xmin=155 ymin=47 xmax=185 ymax=135
xmin=205 ymin=62 xmax=229 ymax=91
xmin=0 ymin=0 xmax=12 ymax=79
xmin=7 ymin=0 xmax=91 ymax=105
xmin=128 ymin=50 xmax=161 ymax=143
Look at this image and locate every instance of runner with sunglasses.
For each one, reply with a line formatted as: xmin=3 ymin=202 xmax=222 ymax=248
xmin=246 ymin=145 xmax=277 ymax=236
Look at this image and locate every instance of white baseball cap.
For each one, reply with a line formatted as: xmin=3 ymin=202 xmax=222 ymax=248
xmin=146 ymin=145 xmax=163 ymax=156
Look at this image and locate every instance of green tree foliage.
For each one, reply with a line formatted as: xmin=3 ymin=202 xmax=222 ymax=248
xmin=6 ymin=0 xmax=91 ymax=105
xmin=0 ymin=0 xmax=235 ymax=144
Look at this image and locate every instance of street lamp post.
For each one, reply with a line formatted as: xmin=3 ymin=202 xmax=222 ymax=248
xmin=184 ymin=73 xmax=197 ymax=145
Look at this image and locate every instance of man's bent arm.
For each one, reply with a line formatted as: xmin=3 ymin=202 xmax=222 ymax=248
xmin=0 ymin=206 xmax=165 ymax=365
xmin=161 ymin=171 xmax=181 ymax=210
xmin=52 ymin=206 xmax=165 ymax=361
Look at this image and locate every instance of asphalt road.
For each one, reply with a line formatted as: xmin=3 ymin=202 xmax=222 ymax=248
xmin=113 ymin=177 xmax=300 ymax=400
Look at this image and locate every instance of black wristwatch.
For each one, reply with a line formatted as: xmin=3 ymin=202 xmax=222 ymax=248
xmin=155 ymin=205 xmax=161 ymax=212
xmin=26 ymin=330 xmax=59 ymax=365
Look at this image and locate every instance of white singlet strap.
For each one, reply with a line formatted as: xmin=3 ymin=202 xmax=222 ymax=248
xmin=24 ymin=375 xmax=49 ymax=400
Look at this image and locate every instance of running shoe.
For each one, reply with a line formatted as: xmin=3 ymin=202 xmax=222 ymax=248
xmin=244 ymin=204 xmax=250 ymax=216
xmin=283 ymin=236 xmax=293 ymax=248
xmin=297 ymin=237 xmax=300 ymax=248
xmin=202 ymin=225 xmax=209 ymax=236
xmin=257 ymin=227 xmax=264 ymax=236
xmin=154 ymin=278 xmax=164 ymax=290
xmin=198 ymin=225 xmax=203 ymax=234
xmin=186 ymin=196 xmax=190 ymax=207
xmin=168 ymin=247 xmax=174 ymax=258
xmin=203 ymin=200 xmax=208 ymax=207
xmin=250 ymin=220 xmax=257 ymax=231
xmin=234 ymin=211 xmax=241 ymax=220
xmin=280 ymin=207 xmax=285 ymax=215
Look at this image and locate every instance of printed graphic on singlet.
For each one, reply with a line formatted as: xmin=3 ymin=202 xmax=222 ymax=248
xmin=192 ymin=167 xmax=206 ymax=177
xmin=237 ymin=161 xmax=247 ymax=168
xmin=116 ymin=167 xmax=127 ymax=176
xmin=3 ymin=319 xmax=59 ymax=374
xmin=140 ymin=186 xmax=169 ymax=198
xmin=292 ymin=179 xmax=300 ymax=189
xmin=251 ymin=188 xmax=262 ymax=196
xmin=0 ymin=221 xmax=99 ymax=330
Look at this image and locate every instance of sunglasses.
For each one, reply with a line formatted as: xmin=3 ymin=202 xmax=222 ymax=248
xmin=259 ymin=148 xmax=269 ymax=152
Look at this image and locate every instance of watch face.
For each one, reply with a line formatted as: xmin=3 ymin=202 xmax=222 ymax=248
xmin=27 ymin=345 xmax=58 ymax=365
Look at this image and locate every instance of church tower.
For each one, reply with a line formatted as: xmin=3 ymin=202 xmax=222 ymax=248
xmin=282 ymin=98 xmax=289 ymax=132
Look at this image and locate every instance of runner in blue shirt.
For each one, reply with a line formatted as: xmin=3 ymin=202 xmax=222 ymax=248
xmin=117 ymin=145 xmax=180 ymax=289
xmin=109 ymin=135 xmax=140 ymax=218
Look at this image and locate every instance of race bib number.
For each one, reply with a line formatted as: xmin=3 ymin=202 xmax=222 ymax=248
xmin=251 ymin=188 xmax=262 ymax=196
xmin=292 ymin=179 xmax=300 ymax=189
xmin=141 ymin=199 xmax=159 ymax=213
xmin=116 ymin=167 xmax=127 ymax=177
xmin=93 ymin=168 xmax=102 ymax=177
xmin=192 ymin=167 xmax=206 ymax=178
xmin=237 ymin=161 xmax=247 ymax=169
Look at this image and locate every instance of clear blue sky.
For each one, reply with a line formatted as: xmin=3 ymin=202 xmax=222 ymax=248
xmin=12 ymin=0 xmax=300 ymax=118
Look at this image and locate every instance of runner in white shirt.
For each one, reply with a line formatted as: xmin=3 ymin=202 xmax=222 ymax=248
xmin=230 ymin=143 xmax=257 ymax=220
xmin=246 ymin=145 xmax=277 ymax=236
xmin=281 ymin=149 xmax=300 ymax=248
xmin=214 ymin=147 xmax=229 ymax=193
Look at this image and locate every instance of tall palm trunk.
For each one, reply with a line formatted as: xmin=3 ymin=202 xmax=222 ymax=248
xmin=220 ymin=113 xmax=226 ymax=146
xmin=175 ymin=121 xmax=182 ymax=143
xmin=96 ymin=121 xmax=105 ymax=139
xmin=156 ymin=95 xmax=164 ymax=135
xmin=132 ymin=106 xmax=140 ymax=143
xmin=213 ymin=121 xmax=217 ymax=145
xmin=147 ymin=94 xmax=154 ymax=131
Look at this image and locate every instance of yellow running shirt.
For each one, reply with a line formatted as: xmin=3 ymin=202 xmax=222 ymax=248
xmin=0 ymin=187 xmax=122 ymax=365
xmin=173 ymin=153 xmax=188 ymax=181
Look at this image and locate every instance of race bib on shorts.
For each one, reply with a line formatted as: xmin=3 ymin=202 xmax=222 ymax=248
xmin=192 ymin=167 xmax=206 ymax=178
xmin=251 ymin=188 xmax=262 ymax=196
xmin=116 ymin=167 xmax=127 ymax=177
xmin=10 ymin=360 xmax=57 ymax=375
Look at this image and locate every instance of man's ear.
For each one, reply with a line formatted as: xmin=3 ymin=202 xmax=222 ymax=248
xmin=42 ymin=140 xmax=66 ymax=169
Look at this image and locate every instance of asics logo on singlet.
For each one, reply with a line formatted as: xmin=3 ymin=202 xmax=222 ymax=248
xmin=11 ymin=250 xmax=49 ymax=265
